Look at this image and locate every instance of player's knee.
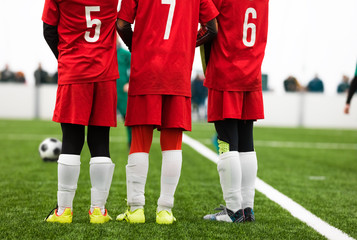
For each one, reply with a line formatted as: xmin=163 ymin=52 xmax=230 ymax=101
xmin=61 ymin=123 xmax=85 ymax=155
xmin=87 ymin=127 xmax=110 ymax=157
xmin=160 ymin=128 xmax=182 ymax=151
xmin=238 ymin=142 xmax=254 ymax=152
xmin=61 ymin=134 xmax=85 ymax=155
xmin=130 ymin=126 xmax=153 ymax=154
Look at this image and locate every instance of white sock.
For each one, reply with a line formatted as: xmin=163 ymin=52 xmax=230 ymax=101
xmin=57 ymin=154 xmax=81 ymax=215
xmin=157 ymin=150 xmax=182 ymax=213
xmin=126 ymin=152 xmax=149 ymax=209
xmin=240 ymin=151 xmax=258 ymax=209
xmin=90 ymin=157 xmax=115 ymax=214
xmin=217 ymin=151 xmax=242 ymax=212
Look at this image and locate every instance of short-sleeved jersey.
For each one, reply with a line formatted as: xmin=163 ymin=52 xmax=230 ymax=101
xmin=42 ymin=0 xmax=119 ymax=85
xmin=118 ymin=0 xmax=218 ymax=97
xmin=204 ymin=0 xmax=269 ymax=92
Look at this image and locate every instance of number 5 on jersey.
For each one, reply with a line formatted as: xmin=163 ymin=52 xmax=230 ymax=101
xmin=85 ymin=6 xmax=101 ymax=43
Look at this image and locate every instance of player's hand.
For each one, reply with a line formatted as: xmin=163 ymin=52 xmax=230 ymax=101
xmin=123 ymin=83 xmax=129 ymax=93
xmin=344 ymin=104 xmax=350 ymax=114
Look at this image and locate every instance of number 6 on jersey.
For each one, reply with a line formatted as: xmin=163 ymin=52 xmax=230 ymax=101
xmin=161 ymin=0 xmax=176 ymax=40
xmin=242 ymin=8 xmax=257 ymax=47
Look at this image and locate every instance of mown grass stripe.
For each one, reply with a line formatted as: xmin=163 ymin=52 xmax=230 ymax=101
xmin=254 ymin=140 xmax=357 ymax=150
xmin=1 ymin=133 xmax=356 ymax=150
xmin=182 ymin=133 xmax=355 ymax=240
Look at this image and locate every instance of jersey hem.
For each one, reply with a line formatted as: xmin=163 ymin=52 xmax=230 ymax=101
xmin=58 ymin=74 xmax=119 ymax=85
xmin=204 ymin=85 xmax=262 ymax=92
xmin=128 ymin=92 xmax=191 ymax=97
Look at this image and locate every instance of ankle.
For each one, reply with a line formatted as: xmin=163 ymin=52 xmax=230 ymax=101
xmin=157 ymin=206 xmax=171 ymax=213
xmin=130 ymin=205 xmax=144 ymax=212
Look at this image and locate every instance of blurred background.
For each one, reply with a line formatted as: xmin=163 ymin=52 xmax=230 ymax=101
xmin=1 ymin=0 xmax=357 ymax=128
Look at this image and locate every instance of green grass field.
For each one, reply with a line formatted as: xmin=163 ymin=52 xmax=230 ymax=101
xmin=0 ymin=119 xmax=356 ymax=239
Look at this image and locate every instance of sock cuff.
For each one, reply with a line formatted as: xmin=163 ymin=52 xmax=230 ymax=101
xmin=90 ymin=157 xmax=113 ymax=165
xmin=239 ymin=151 xmax=256 ymax=157
xmin=58 ymin=154 xmax=81 ymax=166
xmin=128 ymin=152 xmax=149 ymax=162
xmin=239 ymin=151 xmax=257 ymax=162
xmin=162 ymin=150 xmax=182 ymax=157
xmin=58 ymin=183 xmax=77 ymax=191
xmin=127 ymin=152 xmax=149 ymax=175
xmin=219 ymin=151 xmax=239 ymax=161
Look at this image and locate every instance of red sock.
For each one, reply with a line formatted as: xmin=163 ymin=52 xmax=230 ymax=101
xmin=160 ymin=128 xmax=183 ymax=151
xmin=129 ymin=125 xmax=154 ymax=154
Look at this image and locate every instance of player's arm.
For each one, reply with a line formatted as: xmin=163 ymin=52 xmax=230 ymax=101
xmin=43 ymin=22 xmax=59 ymax=59
xmin=345 ymin=75 xmax=357 ymax=114
xmin=116 ymin=19 xmax=133 ymax=52
xmin=346 ymin=75 xmax=357 ymax=104
xmin=196 ymin=18 xmax=218 ymax=47
xmin=197 ymin=19 xmax=218 ymax=73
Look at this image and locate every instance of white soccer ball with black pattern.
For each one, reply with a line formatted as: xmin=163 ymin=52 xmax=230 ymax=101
xmin=39 ymin=138 xmax=62 ymax=162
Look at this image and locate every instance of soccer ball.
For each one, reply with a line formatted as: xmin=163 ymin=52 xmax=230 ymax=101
xmin=39 ymin=138 xmax=62 ymax=162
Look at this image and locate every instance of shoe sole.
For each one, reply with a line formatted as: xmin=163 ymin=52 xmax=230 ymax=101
xmin=46 ymin=219 xmax=72 ymax=223
xmin=156 ymin=221 xmax=174 ymax=224
xmin=128 ymin=219 xmax=145 ymax=223
xmin=90 ymin=219 xmax=111 ymax=224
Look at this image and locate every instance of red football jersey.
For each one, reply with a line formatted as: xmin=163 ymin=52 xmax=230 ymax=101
xmin=118 ymin=0 xmax=218 ymax=97
xmin=42 ymin=0 xmax=119 ymax=85
xmin=204 ymin=0 xmax=269 ymax=91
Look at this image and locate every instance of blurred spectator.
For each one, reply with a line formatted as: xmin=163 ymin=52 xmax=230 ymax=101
xmin=283 ymin=75 xmax=302 ymax=92
xmin=34 ymin=63 xmax=50 ymax=85
xmin=51 ymin=72 xmax=58 ymax=84
xmin=15 ymin=71 xmax=26 ymax=83
xmin=191 ymin=73 xmax=207 ymax=120
xmin=0 ymin=64 xmax=16 ymax=82
xmin=262 ymin=73 xmax=269 ymax=91
xmin=116 ymin=41 xmax=132 ymax=149
xmin=337 ymin=75 xmax=349 ymax=93
xmin=344 ymin=62 xmax=357 ymax=114
xmin=306 ymin=74 xmax=324 ymax=92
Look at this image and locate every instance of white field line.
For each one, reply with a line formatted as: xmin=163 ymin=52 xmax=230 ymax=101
xmin=254 ymin=140 xmax=357 ymax=150
xmin=196 ymin=138 xmax=357 ymax=150
xmin=182 ymin=133 xmax=355 ymax=240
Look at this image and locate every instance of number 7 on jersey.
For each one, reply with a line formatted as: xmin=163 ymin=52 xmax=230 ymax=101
xmin=161 ymin=0 xmax=176 ymax=40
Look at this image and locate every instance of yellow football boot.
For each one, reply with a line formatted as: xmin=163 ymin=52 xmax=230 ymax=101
xmin=156 ymin=210 xmax=176 ymax=224
xmin=89 ymin=208 xmax=112 ymax=224
xmin=116 ymin=208 xmax=145 ymax=223
xmin=45 ymin=207 xmax=72 ymax=223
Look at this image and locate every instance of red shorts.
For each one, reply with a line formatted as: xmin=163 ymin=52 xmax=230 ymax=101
xmin=53 ymin=80 xmax=117 ymax=127
xmin=207 ymin=88 xmax=264 ymax=122
xmin=125 ymin=95 xmax=191 ymax=131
